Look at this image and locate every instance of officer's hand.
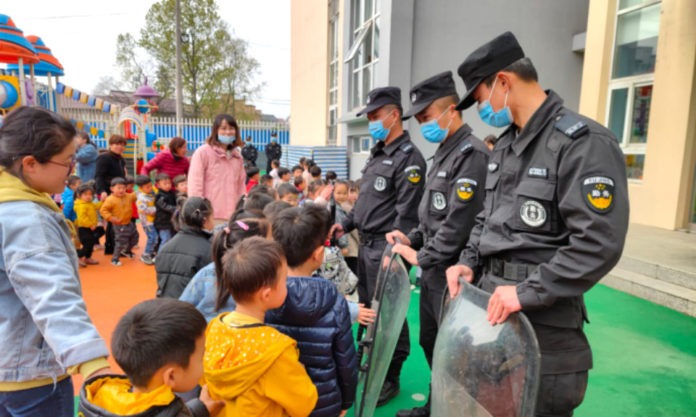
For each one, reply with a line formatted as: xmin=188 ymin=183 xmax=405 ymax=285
xmin=386 ymin=230 xmax=410 ymax=245
xmin=392 ymin=243 xmax=418 ymax=265
xmin=331 ymin=223 xmax=345 ymax=239
xmin=487 ymin=285 xmax=522 ymax=325
xmin=446 ymin=265 xmax=474 ymax=298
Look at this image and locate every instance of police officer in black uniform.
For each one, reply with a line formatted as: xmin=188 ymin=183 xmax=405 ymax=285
xmin=446 ymin=32 xmax=629 ymax=417
xmin=265 ymin=132 xmax=282 ymax=172
xmin=386 ymin=72 xmax=489 ymax=417
xmin=241 ymin=135 xmax=258 ymax=167
xmin=336 ymin=87 xmax=426 ymax=406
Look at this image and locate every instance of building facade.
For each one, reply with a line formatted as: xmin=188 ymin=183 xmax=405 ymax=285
xmin=580 ymin=0 xmax=696 ymax=230
xmin=291 ymin=0 xmax=590 ymax=175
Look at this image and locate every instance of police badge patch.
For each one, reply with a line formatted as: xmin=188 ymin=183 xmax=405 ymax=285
xmin=374 ymin=176 xmax=387 ymax=192
xmin=404 ymin=165 xmax=422 ymax=184
xmin=455 ymin=178 xmax=477 ymax=202
xmin=432 ymin=192 xmax=447 ymax=211
xmin=520 ymin=200 xmax=547 ymax=227
xmin=582 ymin=176 xmax=615 ymax=213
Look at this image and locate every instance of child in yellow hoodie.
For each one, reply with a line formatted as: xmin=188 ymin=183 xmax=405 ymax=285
xmin=74 ymin=184 xmax=103 ymax=267
xmin=204 ymin=237 xmax=318 ymax=417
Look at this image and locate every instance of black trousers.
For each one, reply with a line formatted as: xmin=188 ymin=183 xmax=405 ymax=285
xmin=104 ymin=222 xmax=115 ymax=255
xmin=418 ymin=264 xmax=449 ymax=368
xmin=357 ymin=238 xmax=410 ymax=383
xmin=77 ymin=227 xmax=104 ymax=259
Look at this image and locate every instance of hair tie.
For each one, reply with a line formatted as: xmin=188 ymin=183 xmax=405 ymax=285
xmin=224 ymin=227 xmax=231 ymax=234
xmin=236 ymin=221 xmax=249 ymax=231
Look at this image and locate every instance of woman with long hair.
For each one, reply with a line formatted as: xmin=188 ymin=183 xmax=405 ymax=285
xmin=140 ymin=136 xmax=190 ymax=179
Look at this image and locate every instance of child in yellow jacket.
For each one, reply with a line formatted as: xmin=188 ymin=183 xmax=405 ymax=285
xmin=204 ymin=237 xmax=318 ymax=417
xmin=74 ymin=184 xmax=103 ymax=267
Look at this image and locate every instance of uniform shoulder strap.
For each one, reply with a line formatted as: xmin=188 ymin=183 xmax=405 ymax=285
xmin=399 ymin=141 xmax=414 ymax=154
xmin=459 ymin=142 xmax=474 ymax=155
xmin=554 ymin=113 xmax=589 ymax=139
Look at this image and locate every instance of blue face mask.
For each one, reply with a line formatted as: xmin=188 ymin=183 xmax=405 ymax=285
xmin=368 ymin=111 xmax=396 ymax=141
xmin=218 ymin=134 xmax=235 ymax=145
xmin=420 ymin=108 xmax=451 ymax=143
xmin=477 ymin=78 xmax=513 ymax=128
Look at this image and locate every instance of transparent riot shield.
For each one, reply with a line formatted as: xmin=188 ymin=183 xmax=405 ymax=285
xmin=431 ymin=281 xmax=540 ymax=417
xmin=354 ymin=245 xmax=411 ymax=417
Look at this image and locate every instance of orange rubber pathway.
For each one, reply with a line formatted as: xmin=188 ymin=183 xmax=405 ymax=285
xmin=73 ymin=229 xmax=157 ymax=393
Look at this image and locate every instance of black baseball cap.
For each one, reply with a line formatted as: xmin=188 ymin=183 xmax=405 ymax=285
xmin=356 ymin=87 xmax=402 ymax=117
xmin=455 ymin=31 xmax=525 ymax=110
xmin=404 ymin=71 xmax=459 ymax=118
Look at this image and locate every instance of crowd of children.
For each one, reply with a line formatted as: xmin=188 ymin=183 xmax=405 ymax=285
xmin=50 ymin=134 xmax=375 ymax=417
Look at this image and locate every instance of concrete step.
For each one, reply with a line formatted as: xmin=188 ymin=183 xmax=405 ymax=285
xmin=604 ymin=267 xmax=696 ymax=318
xmin=617 ymin=256 xmax=696 ymax=291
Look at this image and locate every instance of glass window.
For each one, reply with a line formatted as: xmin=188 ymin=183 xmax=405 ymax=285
xmin=625 ymin=153 xmax=645 ymax=180
xmin=612 ymin=3 xmax=660 ymax=78
xmin=361 ymin=136 xmax=371 ymax=152
xmin=629 ymin=84 xmax=652 ymax=144
xmin=608 ymin=88 xmax=628 ymax=140
xmin=619 ymin=0 xmax=654 ymax=10
xmin=347 ymin=0 xmax=380 ymax=111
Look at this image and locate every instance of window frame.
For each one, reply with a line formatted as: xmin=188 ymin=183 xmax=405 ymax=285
xmin=346 ymin=0 xmax=380 ymax=111
xmin=606 ymin=0 xmax=661 ymax=181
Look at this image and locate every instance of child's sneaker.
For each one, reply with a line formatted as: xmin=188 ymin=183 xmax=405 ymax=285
xmin=78 ymin=259 xmax=87 ymax=267
xmin=111 ymin=259 xmax=122 ymax=267
xmin=94 ymin=244 xmax=104 ymax=251
xmin=120 ymin=251 xmax=135 ymax=259
xmin=85 ymin=258 xmax=99 ymax=265
xmin=140 ymin=254 xmax=154 ymax=265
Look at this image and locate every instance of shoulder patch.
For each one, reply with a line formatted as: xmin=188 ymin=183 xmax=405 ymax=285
xmin=400 ymin=142 xmax=414 ymax=153
xmin=404 ymin=165 xmax=422 ymax=184
xmin=582 ymin=176 xmax=615 ymax=213
xmin=555 ymin=114 xmax=589 ymax=139
xmin=455 ymin=178 xmax=477 ymax=202
xmin=459 ymin=143 xmax=473 ymax=154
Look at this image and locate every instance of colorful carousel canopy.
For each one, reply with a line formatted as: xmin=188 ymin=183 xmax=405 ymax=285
xmin=0 ymin=14 xmax=38 ymax=64
xmin=7 ymin=35 xmax=64 ymax=76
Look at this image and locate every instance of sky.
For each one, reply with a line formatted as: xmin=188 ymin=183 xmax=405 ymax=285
xmin=2 ymin=0 xmax=291 ymax=118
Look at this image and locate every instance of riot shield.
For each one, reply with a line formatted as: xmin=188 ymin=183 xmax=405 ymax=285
xmin=354 ymin=245 xmax=411 ymax=417
xmin=431 ymin=281 xmax=540 ymax=417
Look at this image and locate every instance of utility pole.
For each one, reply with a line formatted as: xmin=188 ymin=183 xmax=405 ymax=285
xmin=175 ymin=0 xmax=184 ymax=136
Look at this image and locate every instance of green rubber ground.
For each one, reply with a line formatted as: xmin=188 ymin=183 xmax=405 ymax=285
xmin=367 ymin=282 xmax=696 ymax=416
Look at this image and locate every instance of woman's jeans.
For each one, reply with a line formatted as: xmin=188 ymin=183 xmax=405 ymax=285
xmin=0 ymin=377 xmax=73 ymax=417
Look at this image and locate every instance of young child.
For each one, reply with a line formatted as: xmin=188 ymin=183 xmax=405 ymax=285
xmin=61 ymin=175 xmax=81 ymax=222
xmin=174 ymin=174 xmax=188 ymax=198
xmin=268 ymin=205 xmax=358 ymax=417
xmin=136 ymin=175 xmax=157 ymax=265
xmin=245 ymin=166 xmax=260 ymax=193
xmin=294 ymin=175 xmax=306 ymax=196
xmin=100 ymin=177 xmax=138 ymax=266
xmin=348 ymin=179 xmax=360 ymax=206
xmin=269 ymin=159 xmax=280 ymax=184
xmin=309 ymin=165 xmax=322 ymax=182
xmin=302 ymin=180 xmax=333 ymax=207
xmin=325 ymin=171 xmax=337 ymax=183
xmin=78 ymin=298 xmax=219 ymax=417
xmin=334 ymin=180 xmax=359 ymax=276
xmin=277 ymin=183 xmax=300 ymax=206
xmin=156 ymin=197 xmax=214 ymax=299
xmin=126 ymin=176 xmax=140 ymax=248
xmin=155 ymin=173 xmax=177 ymax=247
xmin=276 ymin=167 xmax=291 ymax=187
xmin=74 ymin=184 xmax=103 ymax=267
xmin=260 ymin=174 xmax=274 ymax=188
xmin=204 ymin=236 xmax=318 ymax=417
xmin=292 ymin=165 xmax=304 ymax=179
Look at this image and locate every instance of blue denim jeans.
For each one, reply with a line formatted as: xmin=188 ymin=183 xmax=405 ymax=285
xmin=0 ymin=377 xmax=73 ymax=417
xmin=143 ymin=225 xmax=158 ymax=255
xmin=158 ymin=228 xmax=173 ymax=248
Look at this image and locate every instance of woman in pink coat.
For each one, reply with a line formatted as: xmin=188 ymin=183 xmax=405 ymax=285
xmin=188 ymin=114 xmax=246 ymax=222
xmin=140 ymin=136 xmax=190 ymax=179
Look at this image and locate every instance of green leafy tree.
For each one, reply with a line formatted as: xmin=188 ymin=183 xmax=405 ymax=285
xmin=115 ymin=0 xmax=262 ymax=117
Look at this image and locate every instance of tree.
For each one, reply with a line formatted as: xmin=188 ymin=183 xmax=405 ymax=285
xmin=115 ymin=0 xmax=262 ymax=118
xmin=92 ymin=76 xmax=121 ymax=95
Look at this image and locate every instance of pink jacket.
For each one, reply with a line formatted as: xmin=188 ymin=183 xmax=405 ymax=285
xmin=188 ymin=143 xmax=246 ymax=221
xmin=140 ymin=149 xmax=190 ymax=179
